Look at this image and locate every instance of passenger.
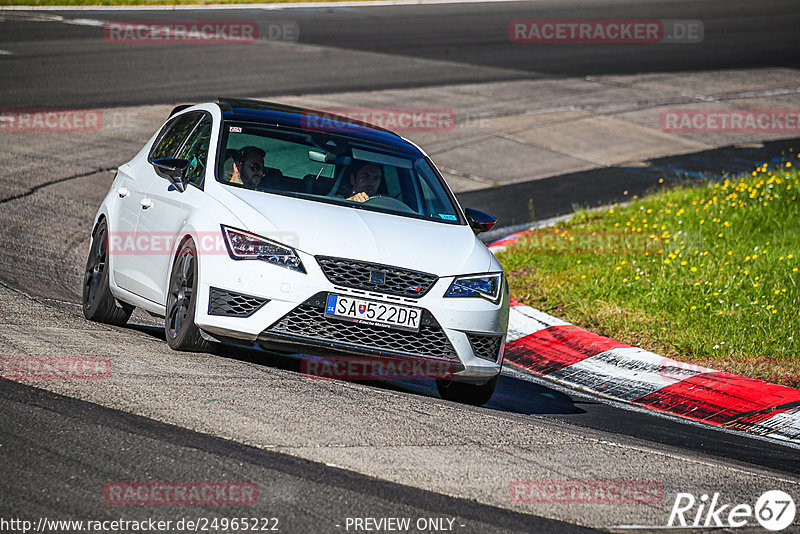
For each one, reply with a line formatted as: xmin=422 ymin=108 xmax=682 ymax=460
xmin=229 ymin=146 xmax=267 ymax=189
xmin=346 ymin=161 xmax=384 ymax=202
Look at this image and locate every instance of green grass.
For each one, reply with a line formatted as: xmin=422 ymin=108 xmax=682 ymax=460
xmin=498 ymin=150 xmax=800 ymax=388
xmin=1 ymin=0 xmax=379 ymax=5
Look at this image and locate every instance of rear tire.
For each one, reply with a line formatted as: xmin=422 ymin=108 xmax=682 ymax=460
xmin=165 ymin=240 xmax=209 ymax=352
xmin=436 ymin=373 xmax=499 ymax=406
xmin=82 ymin=220 xmax=133 ymax=326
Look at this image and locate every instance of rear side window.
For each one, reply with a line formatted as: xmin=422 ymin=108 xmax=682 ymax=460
xmin=150 ymin=113 xmax=201 ymax=161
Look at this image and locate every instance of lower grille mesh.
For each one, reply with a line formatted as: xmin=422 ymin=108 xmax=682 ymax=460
xmin=467 ymin=333 xmax=503 ymax=362
xmin=208 ymin=287 xmax=268 ymax=317
xmin=264 ymin=302 xmax=457 ymax=360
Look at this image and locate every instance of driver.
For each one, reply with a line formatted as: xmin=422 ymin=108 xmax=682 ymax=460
xmin=229 ymin=146 xmax=267 ymax=189
xmin=346 ymin=161 xmax=383 ymax=202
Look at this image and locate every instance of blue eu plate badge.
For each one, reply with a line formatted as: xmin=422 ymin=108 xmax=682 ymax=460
xmin=326 ymin=294 xmax=338 ymax=314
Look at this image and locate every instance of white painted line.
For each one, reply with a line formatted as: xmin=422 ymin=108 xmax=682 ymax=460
xmin=0 ymin=50 xmax=13 ymax=55
xmin=62 ymin=17 xmax=106 ymax=27
xmin=0 ymin=0 xmax=526 ymax=12
xmin=747 ymin=406 xmax=800 ymax=440
xmin=550 ymin=347 xmax=712 ymax=401
xmin=503 ymin=362 xmax=800 ymax=450
xmin=506 ymin=305 xmax=570 ymax=343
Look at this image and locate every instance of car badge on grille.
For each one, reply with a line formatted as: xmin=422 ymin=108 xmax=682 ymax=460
xmin=369 ymin=270 xmax=386 ymax=284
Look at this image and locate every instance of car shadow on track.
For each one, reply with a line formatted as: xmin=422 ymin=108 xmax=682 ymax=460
xmin=126 ymin=322 xmax=584 ymax=417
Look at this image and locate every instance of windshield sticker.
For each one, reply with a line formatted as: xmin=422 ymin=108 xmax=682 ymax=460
xmin=438 ymin=214 xmax=457 ymax=221
xmin=229 ymin=126 xmax=242 ymax=133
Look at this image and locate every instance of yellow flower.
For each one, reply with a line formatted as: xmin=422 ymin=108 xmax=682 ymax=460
xmin=690 ymin=267 xmax=697 ymax=272
xmin=664 ymin=259 xmax=671 ymax=265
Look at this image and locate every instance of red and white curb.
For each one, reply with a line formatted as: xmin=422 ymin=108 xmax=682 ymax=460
xmin=490 ymin=232 xmax=800 ymax=444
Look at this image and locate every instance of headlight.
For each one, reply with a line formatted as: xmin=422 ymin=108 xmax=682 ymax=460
xmin=221 ymin=225 xmax=306 ymax=273
xmin=444 ymin=272 xmax=503 ymax=304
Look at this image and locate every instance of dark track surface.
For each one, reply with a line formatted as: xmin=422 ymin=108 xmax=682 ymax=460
xmin=0 ymin=0 xmax=799 ymax=108
xmin=0 ymin=378 xmax=596 ymax=534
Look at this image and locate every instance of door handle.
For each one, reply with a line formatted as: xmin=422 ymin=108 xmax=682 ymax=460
xmin=117 ymin=187 xmax=130 ymax=198
xmin=140 ymin=198 xmax=153 ymax=209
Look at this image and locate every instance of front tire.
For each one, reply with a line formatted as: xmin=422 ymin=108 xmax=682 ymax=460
xmin=82 ymin=220 xmax=133 ymax=326
xmin=436 ymin=374 xmax=500 ymax=406
xmin=165 ymin=240 xmax=209 ymax=351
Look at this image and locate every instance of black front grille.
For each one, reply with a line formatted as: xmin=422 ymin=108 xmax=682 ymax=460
xmin=208 ymin=287 xmax=268 ymax=317
xmin=262 ymin=294 xmax=457 ymax=361
xmin=316 ymin=256 xmax=438 ymax=298
xmin=467 ymin=334 xmax=503 ymax=362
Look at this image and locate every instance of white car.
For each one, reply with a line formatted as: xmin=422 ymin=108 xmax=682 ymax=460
xmin=83 ymin=98 xmax=509 ymax=404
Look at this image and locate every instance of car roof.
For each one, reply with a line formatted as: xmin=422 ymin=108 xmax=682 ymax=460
xmin=216 ymin=98 xmax=420 ymax=154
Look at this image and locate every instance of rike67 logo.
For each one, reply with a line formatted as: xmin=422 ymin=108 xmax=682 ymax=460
xmin=668 ymin=490 xmax=796 ymax=531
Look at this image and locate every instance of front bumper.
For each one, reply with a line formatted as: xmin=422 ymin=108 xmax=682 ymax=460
xmin=194 ymin=250 xmax=509 ymax=380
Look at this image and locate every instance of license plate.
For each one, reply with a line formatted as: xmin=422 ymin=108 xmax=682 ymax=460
xmin=325 ymin=294 xmax=421 ymax=332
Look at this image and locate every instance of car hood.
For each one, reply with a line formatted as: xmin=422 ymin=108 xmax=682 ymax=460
xmin=221 ymin=188 xmax=495 ymax=276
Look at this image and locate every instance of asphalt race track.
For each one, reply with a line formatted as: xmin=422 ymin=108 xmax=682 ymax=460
xmin=1 ymin=0 xmax=800 ymax=532
xmin=1 ymin=0 xmax=799 ymax=108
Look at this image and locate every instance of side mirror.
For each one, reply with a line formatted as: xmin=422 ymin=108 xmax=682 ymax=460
xmin=152 ymin=158 xmax=189 ymax=192
xmin=464 ymin=208 xmax=496 ymax=235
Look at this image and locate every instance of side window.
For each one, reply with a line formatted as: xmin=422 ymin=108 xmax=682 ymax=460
xmin=418 ymin=175 xmax=445 ymax=216
xmin=150 ymin=113 xmax=200 ymax=161
xmin=176 ymin=116 xmax=212 ymax=187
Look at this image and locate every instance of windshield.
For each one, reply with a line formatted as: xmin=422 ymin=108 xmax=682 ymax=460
xmin=216 ymin=122 xmax=463 ymax=224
